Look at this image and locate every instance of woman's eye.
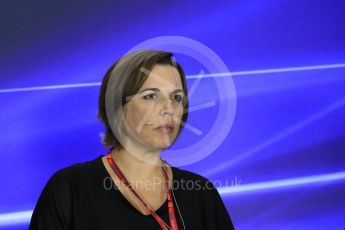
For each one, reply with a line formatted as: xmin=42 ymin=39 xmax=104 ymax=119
xmin=143 ymin=94 xmax=157 ymax=100
xmin=173 ymin=94 xmax=184 ymax=102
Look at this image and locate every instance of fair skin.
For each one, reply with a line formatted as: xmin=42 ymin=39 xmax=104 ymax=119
xmin=102 ymin=64 xmax=185 ymax=215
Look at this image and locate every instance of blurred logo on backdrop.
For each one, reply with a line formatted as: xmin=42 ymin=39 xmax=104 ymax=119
xmin=124 ymin=36 xmax=237 ymax=166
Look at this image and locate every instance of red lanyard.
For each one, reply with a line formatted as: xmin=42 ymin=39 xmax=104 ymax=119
xmin=106 ymin=152 xmax=179 ymax=230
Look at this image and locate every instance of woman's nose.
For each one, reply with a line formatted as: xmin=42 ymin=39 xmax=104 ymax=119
xmin=159 ymin=98 xmax=176 ymax=116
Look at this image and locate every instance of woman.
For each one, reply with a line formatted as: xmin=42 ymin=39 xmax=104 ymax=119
xmin=29 ymin=50 xmax=235 ymax=229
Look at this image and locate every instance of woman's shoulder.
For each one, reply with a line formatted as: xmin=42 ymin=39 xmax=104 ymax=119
xmin=171 ymin=167 xmax=235 ymax=229
xmin=46 ymin=156 xmax=103 ymax=188
xmin=30 ymin=156 xmax=104 ymax=229
xmin=172 ymin=166 xmax=210 ymax=181
xmin=171 ymin=166 xmax=217 ymax=191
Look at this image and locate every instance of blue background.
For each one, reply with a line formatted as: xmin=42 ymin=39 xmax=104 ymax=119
xmin=1 ymin=0 xmax=345 ymax=229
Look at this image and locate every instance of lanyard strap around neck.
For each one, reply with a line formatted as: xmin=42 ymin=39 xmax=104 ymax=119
xmin=106 ymin=152 xmax=179 ymax=230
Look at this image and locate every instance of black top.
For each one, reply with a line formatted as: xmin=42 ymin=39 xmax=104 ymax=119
xmin=29 ymin=156 xmax=234 ymax=230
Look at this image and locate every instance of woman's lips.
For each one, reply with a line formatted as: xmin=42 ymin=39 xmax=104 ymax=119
xmin=156 ymin=124 xmax=174 ymax=133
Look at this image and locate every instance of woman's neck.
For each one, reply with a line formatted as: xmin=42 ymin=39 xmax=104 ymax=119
xmin=111 ymin=146 xmax=164 ymax=180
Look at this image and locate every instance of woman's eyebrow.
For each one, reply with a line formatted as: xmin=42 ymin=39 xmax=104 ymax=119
xmin=138 ymin=88 xmax=160 ymax=93
xmin=138 ymin=88 xmax=184 ymax=94
xmin=171 ymin=89 xmax=184 ymax=94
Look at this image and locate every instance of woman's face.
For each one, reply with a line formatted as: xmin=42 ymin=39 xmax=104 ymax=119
xmin=122 ymin=64 xmax=185 ymax=150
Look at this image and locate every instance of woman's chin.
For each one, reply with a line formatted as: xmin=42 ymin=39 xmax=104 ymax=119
xmin=144 ymin=139 xmax=174 ymax=151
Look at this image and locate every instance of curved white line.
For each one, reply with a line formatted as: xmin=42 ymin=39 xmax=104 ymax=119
xmin=0 ymin=82 xmax=101 ymax=93
xmin=0 ymin=210 xmax=32 ymax=226
xmin=1 ymin=63 xmax=345 ymax=93
xmin=205 ymin=96 xmax=345 ymax=176
xmin=218 ymin=171 xmax=345 ymax=195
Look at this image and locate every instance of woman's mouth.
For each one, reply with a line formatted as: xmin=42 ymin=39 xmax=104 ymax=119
xmin=156 ymin=124 xmax=174 ymax=133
